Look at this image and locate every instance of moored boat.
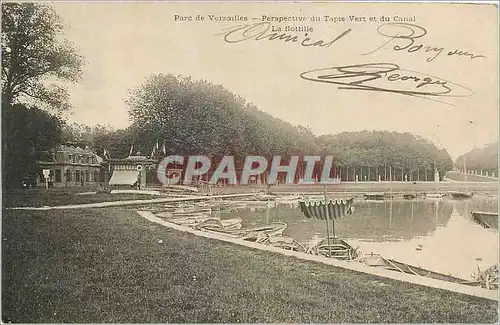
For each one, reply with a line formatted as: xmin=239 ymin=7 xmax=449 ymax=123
xmin=245 ymin=200 xmax=276 ymax=209
xmin=240 ymin=222 xmax=288 ymax=241
xmin=425 ymin=193 xmax=446 ymax=199
xmin=471 ymin=211 xmax=499 ymax=230
xmin=448 ymin=191 xmax=474 ymax=199
xmin=169 ymin=215 xmax=210 ymax=225
xmin=403 ymin=193 xmax=417 ymax=200
xmin=195 ymin=217 xmax=243 ymax=231
xmin=260 ymin=235 xmax=306 ymax=252
xmin=362 ymin=253 xmax=476 ymax=285
xmin=364 ymin=192 xmax=385 ymax=200
xmin=306 ymin=237 xmax=360 ymax=260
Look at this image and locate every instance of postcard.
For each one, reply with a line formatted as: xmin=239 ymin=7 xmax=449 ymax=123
xmin=1 ymin=1 xmax=498 ymax=323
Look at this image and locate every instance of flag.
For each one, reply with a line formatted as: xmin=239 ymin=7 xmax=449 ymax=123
xmin=299 ymin=198 xmax=355 ymax=220
xmin=129 ymin=142 xmax=134 ymax=157
xmin=150 ymin=142 xmax=157 ymax=158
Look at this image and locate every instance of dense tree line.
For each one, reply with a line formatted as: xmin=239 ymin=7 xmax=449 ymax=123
xmin=88 ymin=73 xmax=452 ymax=182
xmin=455 ymin=142 xmax=498 ymax=175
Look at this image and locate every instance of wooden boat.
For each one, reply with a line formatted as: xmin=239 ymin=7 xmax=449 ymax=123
xmin=209 ymin=201 xmax=232 ymax=210
xmin=363 ymin=254 xmax=475 ymax=285
xmin=425 ymin=193 xmax=446 ymax=199
xmin=240 ymin=222 xmax=288 ymax=241
xmin=471 ymin=211 xmax=498 ymax=230
xmin=171 ymin=211 xmax=209 ymax=218
xmin=195 ymin=217 xmax=243 ymax=231
xmin=169 ymin=215 xmax=210 ymax=226
xmin=245 ymin=200 xmax=276 ymax=208
xmin=306 ymin=237 xmax=359 ymax=260
xmin=403 ymin=193 xmax=417 ymax=200
xmin=363 ymin=192 xmax=385 ymax=200
xmin=259 ymin=235 xmax=306 ymax=252
xmin=472 ymin=264 xmax=498 ymax=290
xmin=448 ymin=191 xmax=474 ymax=199
xmin=275 ymin=196 xmax=302 ymax=203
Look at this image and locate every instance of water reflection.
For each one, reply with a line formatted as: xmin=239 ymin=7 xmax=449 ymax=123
xmin=218 ymin=197 xmax=498 ymax=279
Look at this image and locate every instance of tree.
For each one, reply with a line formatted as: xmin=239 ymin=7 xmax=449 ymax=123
xmin=2 ymin=103 xmax=63 ymax=188
xmin=1 ymin=3 xmax=83 ymax=111
xmin=455 ymin=142 xmax=498 ymax=175
xmin=126 ymin=74 xmax=318 ymax=163
xmin=2 ymin=3 xmax=84 ymax=188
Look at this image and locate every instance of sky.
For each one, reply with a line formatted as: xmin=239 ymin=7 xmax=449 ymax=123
xmin=52 ymin=2 xmax=498 ymax=159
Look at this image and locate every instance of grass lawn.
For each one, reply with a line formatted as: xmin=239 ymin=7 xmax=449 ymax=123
xmin=2 ymin=188 xmax=157 ymax=208
xmin=2 ymin=208 xmax=498 ymax=323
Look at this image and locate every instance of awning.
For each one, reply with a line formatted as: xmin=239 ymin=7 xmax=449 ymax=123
xmin=109 ymin=170 xmax=139 ymax=186
xmin=299 ymin=198 xmax=355 ymax=220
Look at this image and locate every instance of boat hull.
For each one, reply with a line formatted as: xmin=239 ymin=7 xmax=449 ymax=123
xmin=471 ymin=211 xmax=499 ymax=230
xmin=308 ymin=237 xmax=359 ymax=260
xmin=448 ymin=191 xmax=474 ymax=199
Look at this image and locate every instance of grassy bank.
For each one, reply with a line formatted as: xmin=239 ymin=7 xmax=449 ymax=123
xmin=2 ymin=188 xmax=157 ymax=208
xmin=2 ymin=208 xmax=497 ymax=323
xmin=446 ymin=171 xmax=498 ymax=182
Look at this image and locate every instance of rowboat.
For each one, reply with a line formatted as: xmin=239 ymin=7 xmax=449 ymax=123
xmin=448 ymin=191 xmax=474 ymax=199
xmin=275 ymin=196 xmax=302 ymax=203
xmin=306 ymin=237 xmax=359 ymax=260
xmin=364 ymin=192 xmax=385 ymax=200
xmin=471 ymin=211 xmax=498 ymax=230
xmin=195 ymin=217 xmax=243 ymax=231
xmin=171 ymin=211 xmax=210 ymax=218
xmin=259 ymin=235 xmax=306 ymax=252
xmin=169 ymin=215 xmax=210 ymax=226
xmin=240 ymin=222 xmax=288 ymax=241
xmin=245 ymin=200 xmax=276 ymax=209
xmin=425 ymin=193 xmax=446 ymax=199
xmin=363 ymin=253 xmax=476 ymax=285
xmin=209 ymin=201 xmax=232 ymax=210
xmin=472 ymin=264 xmax=498 ymax=290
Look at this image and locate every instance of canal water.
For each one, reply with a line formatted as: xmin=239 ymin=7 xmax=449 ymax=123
xmin=218 ymin=197 xmax=498 ymax=280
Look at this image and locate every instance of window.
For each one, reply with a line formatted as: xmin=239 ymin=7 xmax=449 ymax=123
xmin=69 ymin=155 xmax=74 ymax=163
xmin=66 ymin=169 xmax=72 ymax=182
xmin=75 ymin=170 xmax=80 ymax=183
xmin=55 ymin=169 xmax=62 ymax=182
xmin=94 ymin=171 xmax=99 ymax=183
xmin=85 ymin=170 xmax=89 ymax=182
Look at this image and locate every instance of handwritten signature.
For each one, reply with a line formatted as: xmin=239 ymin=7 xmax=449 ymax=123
xmin=300 ymin=63 xmax=473 ymax=102
xmin=217 ymin=22 xmax=351 ymax=48
xmin=364 ymin=23 xmax=486 ymax=62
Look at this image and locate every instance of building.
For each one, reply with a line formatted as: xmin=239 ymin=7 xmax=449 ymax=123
xmin=107 ymin=152 xmax=157 ymax=189
xmin=37 ymin=144 xmax=104 ymax=188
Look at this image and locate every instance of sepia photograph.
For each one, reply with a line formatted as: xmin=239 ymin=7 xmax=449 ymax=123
xmin=1 ymin=1 xmax=499 ymax=323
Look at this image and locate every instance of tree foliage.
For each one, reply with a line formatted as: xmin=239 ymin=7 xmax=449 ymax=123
xmin=1 ymin=2 xmax=83 ymax=111
xmin=123 ymin=73 xmax=454 ymax=180
xmin=126 ymin=74 xmax=318 ymax=167
xmin=2 ymin=103 xmax=63 ymax=188
xmin=2 ymin=3 xmax=84 ymax=188
xmin=455 ymin=142 xmax=498 ymax=173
